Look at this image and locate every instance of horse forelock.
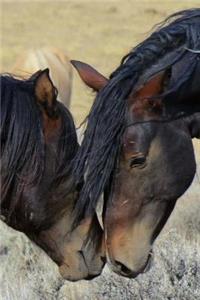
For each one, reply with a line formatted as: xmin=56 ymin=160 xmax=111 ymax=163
xmin=0 ymin=75 xmax=78 ymax=219
xmin=73 ymin=8 xmax=200 ymax=223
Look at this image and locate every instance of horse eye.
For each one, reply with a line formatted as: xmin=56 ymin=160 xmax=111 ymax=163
xmin=129 ymin=156 xmax=146 ymax=168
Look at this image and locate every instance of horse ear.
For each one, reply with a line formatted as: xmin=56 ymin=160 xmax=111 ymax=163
xmin=34 ymin=68 xmax=58 ymax=118
xmin=129 ymin=70 xmax=170 ymax=114
xmin=135 ymin=70 xmax=167 ymax=100
xmin=71 ymin=60 xmax=108 ymax=91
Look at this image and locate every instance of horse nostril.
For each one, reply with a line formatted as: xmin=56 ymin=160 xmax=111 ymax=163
xmin=114 ymin=260 xmax=133 ymax=275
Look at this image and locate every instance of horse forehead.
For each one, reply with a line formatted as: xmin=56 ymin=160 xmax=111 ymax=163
xmin=123 ymin=125 xmax=148 ymax=146
xmin=122 ymin=129 xmax=139 ymax=151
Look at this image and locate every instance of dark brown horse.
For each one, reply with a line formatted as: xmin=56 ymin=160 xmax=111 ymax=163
xmin=72 ymin=9 xmax=200 ymax=278
xmin=0 ymin=70 xmax=104 ymax=281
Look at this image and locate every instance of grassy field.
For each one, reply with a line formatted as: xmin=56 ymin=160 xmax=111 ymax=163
xmin=2 ymin=0 xmax=200 ymax=124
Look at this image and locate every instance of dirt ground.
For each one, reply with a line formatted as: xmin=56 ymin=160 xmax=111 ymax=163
xmin=1 ymin=0 xmax=200 ymax=124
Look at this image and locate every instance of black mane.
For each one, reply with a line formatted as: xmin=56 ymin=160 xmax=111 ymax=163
xmin=73 ymin=8 xmax=200 ymax=222
xmin=0 ymin=75 xmax=78 ymax=220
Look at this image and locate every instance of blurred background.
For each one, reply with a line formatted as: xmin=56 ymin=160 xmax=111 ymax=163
xmin=1 ymin=0 xmax=199 ymax=125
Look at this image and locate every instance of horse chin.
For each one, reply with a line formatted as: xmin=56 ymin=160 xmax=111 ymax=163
xmin=58 ymin=247 xmax=105 ymax=281
xmin=59 ymin=259 xmax=104 ymax=281
xmin=59 ymin=267 xmax=101 ymax=282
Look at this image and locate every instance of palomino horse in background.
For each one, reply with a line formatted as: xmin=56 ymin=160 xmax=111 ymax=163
xmin=72 ymin=8 xmax=200 ymax=278
xmin=12 ymin=47 xmax=72 ymax=108
xmin=0 ymin=70 xmax=104 ymax=281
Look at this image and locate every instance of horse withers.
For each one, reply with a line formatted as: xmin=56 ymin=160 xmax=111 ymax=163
xmin=0 ymin=70 xmax=105 ymax=281
xmin=11 ymin=47 xmax=72 ymax=108
xmin=72 ymin=9 xmax=200 ymax=278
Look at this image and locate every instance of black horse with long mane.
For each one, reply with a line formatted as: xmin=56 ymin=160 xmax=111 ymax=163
xmin=72 ymin=8 xmax=200 ymax=278
xmin=0 ymin=70 xmax=104 ymax=280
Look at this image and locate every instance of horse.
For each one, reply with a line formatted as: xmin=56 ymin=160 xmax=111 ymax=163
xmin=0 ymin=70 xmax=105 ymax=281
xmin=71 ymin=8 xmax=200 ymax=278
xmin=11 ymin=47 xmax=72 ymax=108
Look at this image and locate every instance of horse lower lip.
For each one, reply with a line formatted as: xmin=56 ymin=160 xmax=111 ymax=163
xmin=111 ymin=265 xmax=137 ymax=278
xmin=84 ymin=273 xmax=100 ymax=280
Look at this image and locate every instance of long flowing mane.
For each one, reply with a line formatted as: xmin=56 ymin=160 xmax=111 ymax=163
xmin=73 ymin=8 xmax=200 ymax=222
xmin=0 ymin=75 xmax=78 ymax=220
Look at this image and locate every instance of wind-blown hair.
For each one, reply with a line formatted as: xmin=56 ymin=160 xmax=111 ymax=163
xmin=1 ymin=75 xmax=78 ymax=222
xmin=73 ymin=8 xmax=200 ymax=222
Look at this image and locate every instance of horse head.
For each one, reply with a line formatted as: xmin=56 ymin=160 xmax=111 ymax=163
xmin=0 ymin=70 xmax=105 ymax=281
xmin=72 ymin=8 xmax=200 ymax=278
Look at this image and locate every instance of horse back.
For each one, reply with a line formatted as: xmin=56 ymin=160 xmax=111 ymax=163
xmin=12 ymin=47 xmax=72 ymax=108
